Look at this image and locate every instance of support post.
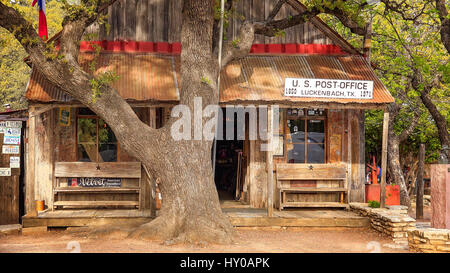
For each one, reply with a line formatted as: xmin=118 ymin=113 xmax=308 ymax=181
xmin=25 ymin=106 xmax=36 ymax=214
xmin=380 ymin=111 xmax=389 ymax=208
xmin=416 ymin=143 xmax=425 ymax=219
xmin=267 ymin=106 xmax=274 ymax=217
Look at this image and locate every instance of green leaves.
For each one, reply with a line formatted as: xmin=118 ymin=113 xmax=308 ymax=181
xmin=0 ymin=0 xmax=64 ymax=111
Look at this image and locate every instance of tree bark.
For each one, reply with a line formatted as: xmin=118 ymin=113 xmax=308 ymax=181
xmin=416 ymin=143 xmax=425 ymax=219
xmin=386 ymin=103 xmax=419 ymax=208
xmin=419 ymin=90 xmax=449 ymax=163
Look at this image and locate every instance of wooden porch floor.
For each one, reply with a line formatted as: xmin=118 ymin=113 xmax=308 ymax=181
xmin=22 ymin=205 xmax=369 ymax=228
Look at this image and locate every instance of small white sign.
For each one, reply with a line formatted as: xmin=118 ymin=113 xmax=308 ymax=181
xmin=0 ymin=121 xmax=22 ymax=128
xmin=284 ymin=78 xmax=374 ymax=99
xmin=2 ymin=145 xmax=19 ymax=154
xmin=3 ymin=134 xmax=20 ymax=145
xmin=10 ymin=156 xmax=20 ymax=168
xmin=0 ymin=168 xmax=11 ymax=176
xmin=5 ymin=128 xmax=21 ymax=135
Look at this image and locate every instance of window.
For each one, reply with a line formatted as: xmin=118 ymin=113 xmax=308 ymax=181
xmin=286 ymin=108 xmax=326 ymax=163
xmin=77 ymin=108 xmax=117 ymax=162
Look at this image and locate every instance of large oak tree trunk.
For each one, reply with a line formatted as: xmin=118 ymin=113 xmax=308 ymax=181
xmin=387 ymin=104 xmax=414 ymax=208
xmin=120 ymin=0 xmax=235 ymax=243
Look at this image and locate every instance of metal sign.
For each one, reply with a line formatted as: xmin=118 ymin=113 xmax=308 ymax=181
xmin=0 ymin=168 xmax=11 ymax=176
xmin=10 ymin=157 xmax=20 ymax=168
xmin=0 ymin=121 xmax=22 ymax=128
xmin=67 ymin=177 xmax=122 ymax=188
xmin=3 ymin=134 xmax=20 ymax=145
xmin=4 ymin=128 xmax=21 ymax=135
xmin=2 ymin=145 xmax=19 ymax=154
xmin=284 ymin=78 xmax=373 ymax=99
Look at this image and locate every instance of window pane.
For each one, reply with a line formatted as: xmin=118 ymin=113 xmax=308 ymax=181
xmin=98 ymin=119 xmax=117 ymax=143
xmin=307 ymin=144 xmax=325 ymax=163
xmin=99 ymin=144 xmax=117 ymax=162
xmin=287 ymin=143 xmax=305 ymax=163
xmin=77 ymin=118 xmax=97 ymax=162
xmin=286 ymin=119 xmax=305 ymax=143
xmin=77 ymin=144 xmax=97 ymax=162
xmin=307 ymin=120 xmax=325 ymax=144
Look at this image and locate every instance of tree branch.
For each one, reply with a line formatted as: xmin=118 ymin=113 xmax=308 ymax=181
xmin=399 ymin=108 xmax=420 ymax=142
xmin=0 ymin=1 xmax=158 ymax=163
xmin=220 ymin=0 xmax=368 ymax=67
xmin=267 ymin=0 xmax=287 ymax=21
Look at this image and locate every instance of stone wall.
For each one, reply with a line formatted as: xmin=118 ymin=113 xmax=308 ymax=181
xmin=408 ymin=229 xmax=450 ymax=253
xmin=349 ymin=203 xmax=416 ymax=243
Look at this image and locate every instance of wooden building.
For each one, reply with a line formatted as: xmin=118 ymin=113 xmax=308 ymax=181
xmin=22 ymin=0 xmax=394 ymax=223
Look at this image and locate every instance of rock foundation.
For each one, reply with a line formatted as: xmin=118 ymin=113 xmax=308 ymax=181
xmin=408 ymin=228 xmax=450 ymax=253
xmin=349 ymin=203 xmax=415 ymax=244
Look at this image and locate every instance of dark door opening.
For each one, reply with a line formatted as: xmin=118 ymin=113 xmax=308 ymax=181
xmin=213 ymin=109 xmax=246 ymax=201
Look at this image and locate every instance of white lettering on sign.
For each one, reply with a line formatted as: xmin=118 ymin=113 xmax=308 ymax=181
xmin=284 ymin=78 xmax=373 ymax=99
xmin=2 ymin=145 xmax=19 ymax=154
xmin=3 ymin=135 xmax=20 ymax=145
xmin=10 ymin=156 xmax=20 ymax=168
xmin=0 ymin=121 xmax=22 ymax=128
xmin=0 ymin=168 xmax=11 ymax=176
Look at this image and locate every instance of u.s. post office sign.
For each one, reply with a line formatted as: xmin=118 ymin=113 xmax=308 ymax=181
xmin=284 ymin=78 xmax=373 ymax=99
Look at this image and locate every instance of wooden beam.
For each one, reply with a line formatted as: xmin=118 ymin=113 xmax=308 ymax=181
xmin=25 ymin=105 xmax=36 ymax=214
xmin=28 ymin=105 xmax=55 ymax=118
xmin=380 ymin=111 xmax=389 ymax=208
xmin=267 ymin=106 xmax=274 ymax=217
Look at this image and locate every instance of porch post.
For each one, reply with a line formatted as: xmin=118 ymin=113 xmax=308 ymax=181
xmin=267 ymin=106 xmax=274 ymax=217
xmin=25 ymin=106 xmax=36 ymax=214
xmin=380 ymin=110 xmax=389 ymax=208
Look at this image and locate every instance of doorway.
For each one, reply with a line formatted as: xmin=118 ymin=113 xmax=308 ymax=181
xmin=213 ymin=108 xmax=248 ymax=202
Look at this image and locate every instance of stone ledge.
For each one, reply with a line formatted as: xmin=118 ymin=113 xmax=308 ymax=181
xmin=408 ymin=228 xmax=450 ymax=253
xmin=349 ymin=203 xmax=415 ymax=244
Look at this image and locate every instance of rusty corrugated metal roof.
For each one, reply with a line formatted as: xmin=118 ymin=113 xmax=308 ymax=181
xmin=26 ymin=53 xmax=180 ymax=103
xmin=26 ymin=53 xmax=393 ymax=105
xmin=220 ymin=55 xmax=394 ymax=105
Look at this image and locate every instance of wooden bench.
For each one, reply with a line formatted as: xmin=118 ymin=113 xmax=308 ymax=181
xmin=53 ymin=162 xmax=141 ymax=210
xmin=276 ymin=163 xmax=348 ymax=210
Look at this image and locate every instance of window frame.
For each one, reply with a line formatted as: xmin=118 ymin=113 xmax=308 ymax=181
xmin=284 ymin=108 xmax=327 ymax=164
xmin=75 ymin=109 xmax=121 ymax=162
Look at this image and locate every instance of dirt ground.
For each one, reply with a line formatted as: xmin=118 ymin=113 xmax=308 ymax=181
xmin=0 ymin=227 xmax=411 ymax=253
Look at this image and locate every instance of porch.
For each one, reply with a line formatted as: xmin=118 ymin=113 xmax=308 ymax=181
xmin=22 ymin=204 xmax=369 ymax=228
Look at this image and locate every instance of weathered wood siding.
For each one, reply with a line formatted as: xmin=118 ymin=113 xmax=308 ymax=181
xmin=86 ymin=0 xmax=335 ymax=45
xmin=27 ymin=106 xmax=159 ymax=212
xmin=0 ymin=125 xmax=22 ymax=224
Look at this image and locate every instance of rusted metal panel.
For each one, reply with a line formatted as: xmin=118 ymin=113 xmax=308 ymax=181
xmin=26 ymin=54 xmax=394 ymax=106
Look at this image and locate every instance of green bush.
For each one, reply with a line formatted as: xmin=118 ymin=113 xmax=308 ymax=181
xmin=368 ymin=200 xmax=380 ymax=208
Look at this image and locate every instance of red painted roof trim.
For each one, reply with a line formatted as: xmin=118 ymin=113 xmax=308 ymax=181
xmin=78 ymin=41 xmax=348 ymax=55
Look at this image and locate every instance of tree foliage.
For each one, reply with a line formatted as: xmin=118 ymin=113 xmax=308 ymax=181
xmin=0 ymin=0 xmax=64 ymax=111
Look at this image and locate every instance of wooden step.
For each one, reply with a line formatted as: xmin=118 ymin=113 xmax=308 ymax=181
xmin=54 ymin=187 xmax=139 ymax=193
xmin=282 ymin=202 xmax=348 ymax=208
xmin=282 ymin=187 xmax=347 ymax=193
xmin=53 ymin=201 xmax=139 ymax=207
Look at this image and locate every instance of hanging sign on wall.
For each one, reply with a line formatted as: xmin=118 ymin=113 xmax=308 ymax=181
xmin=3 ymin=134 xmax=20 ymax=145
xmin=284 ymin=78 xmax=374 ymax=99
xmin=59 ymin=107 xmax=71 ymax=126
xmin=10 ymin=157 xmax=20 ymax=168
xmin=2 ymin=145 xmax=20 ymax=154
xmin=0 ymin=168 xmax=11 ymax=176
